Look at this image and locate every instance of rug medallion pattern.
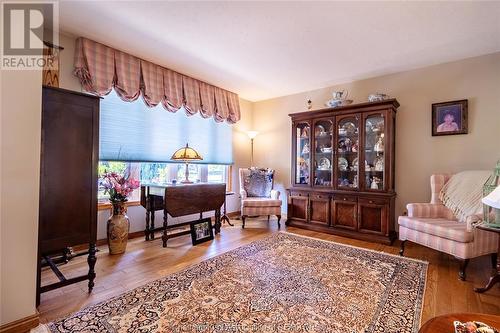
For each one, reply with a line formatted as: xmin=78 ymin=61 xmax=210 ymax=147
xmin=49 ymin=233 xmax=427 ymax=333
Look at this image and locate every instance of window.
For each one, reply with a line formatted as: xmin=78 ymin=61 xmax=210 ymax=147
xmin=100 ymin=90 xmax=233 ymax=164
xmin=98 ymin=90 xmax=233 ymax=205
xmin=98 ymin=161 xmax=230 ymax=203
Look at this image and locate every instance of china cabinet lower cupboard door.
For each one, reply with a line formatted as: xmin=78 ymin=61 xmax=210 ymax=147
xmin=309 ymin=194 xmax=329 ymax=225
xmin=358 ymin=198 xmax=388 ymax=235
xmin=288 ymin=192 xmax=308 ymax=221
xmin=332 ymin=196 xmax=357 ymax=230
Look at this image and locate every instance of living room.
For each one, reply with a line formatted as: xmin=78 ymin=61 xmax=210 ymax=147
xmin=1 ymin=1 xmax=499 ymax=333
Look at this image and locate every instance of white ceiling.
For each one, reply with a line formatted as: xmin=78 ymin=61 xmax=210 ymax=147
xmin=59 ymin=1 xmax=500 ymax=102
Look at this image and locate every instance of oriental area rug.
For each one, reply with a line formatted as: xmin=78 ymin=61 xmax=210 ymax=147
xmin=48 ymin=232 xmax=427 ymax=333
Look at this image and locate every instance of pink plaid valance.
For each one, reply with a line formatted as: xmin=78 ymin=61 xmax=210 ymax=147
xmin=74 ymin=37 xmax=241 ymax=123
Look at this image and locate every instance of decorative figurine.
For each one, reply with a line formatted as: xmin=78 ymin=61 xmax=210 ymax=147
xmin=375 ymin=158 xmax=384 ymax=172
xmin=307 ymin=99 xmax=312 ymax=110
xmin=374 ymin=136 xmax=384 ymax=153
xmin=302 ymin=143 xmax=310 ymax=155
xmin=345 ymin=138 xmax=352 ymax=152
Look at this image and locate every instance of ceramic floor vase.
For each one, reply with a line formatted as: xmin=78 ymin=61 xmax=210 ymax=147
xmin=107 ymin=202 xmax=130 ymax=254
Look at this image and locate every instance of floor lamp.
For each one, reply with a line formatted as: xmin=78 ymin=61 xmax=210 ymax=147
xmin=247 ymin=131 xmax=258 ymax=167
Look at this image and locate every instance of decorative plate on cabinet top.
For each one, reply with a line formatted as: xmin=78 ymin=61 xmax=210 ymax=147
xmin=338 ymin=157 xmax=348 ymax=171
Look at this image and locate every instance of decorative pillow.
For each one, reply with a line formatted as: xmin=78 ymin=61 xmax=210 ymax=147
xmin=244 ymin=168 xmax=274 ymax=197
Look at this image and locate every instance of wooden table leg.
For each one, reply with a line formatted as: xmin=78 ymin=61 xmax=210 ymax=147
xmin=162 ymin=208 xmax=168 ymax=248
xmin=220 ymin=197 xmax=234 ymax=226
xmin=150 ymin=210 xmax=155 ymax=240
xmin=215 ymin=209 xmax=222 ymax=234
xmin=474 ymin=238 xmax=500 ymax=293
xmin=145 ymin=210 xmax=150 ymax=241
xmin=87 ymin=243 xmax=97 ymax=292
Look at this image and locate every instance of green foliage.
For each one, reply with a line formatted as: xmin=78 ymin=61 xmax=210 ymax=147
xmin=99 ymin=161 xmax=127 ymax=177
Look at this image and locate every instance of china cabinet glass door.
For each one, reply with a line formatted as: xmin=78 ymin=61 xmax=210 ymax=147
xmin=364 ymin=113 xmax=385 ymax=191
xmin=336 ymin=115 xmax=360 ymax=189
xmin=295 ymin=122 xmax=311 ymax=185
xmin=313 ymin=119 xmax=333 ymax=187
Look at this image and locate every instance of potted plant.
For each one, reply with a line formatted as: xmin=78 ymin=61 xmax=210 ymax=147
xmin=100 ymin=172 xmax=140 ymax=254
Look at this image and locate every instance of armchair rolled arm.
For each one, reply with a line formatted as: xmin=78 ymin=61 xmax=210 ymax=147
xmin=270 ymin=190 xmax=280 ymax=200
xmin=240 ymin=189 xmax=248 ymax=199
xmin=407 ymin=203 xmax=448 ymax=218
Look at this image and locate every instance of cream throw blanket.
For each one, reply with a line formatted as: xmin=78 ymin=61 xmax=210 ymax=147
xmin=439 ymin=170 xmax=490 ymax=223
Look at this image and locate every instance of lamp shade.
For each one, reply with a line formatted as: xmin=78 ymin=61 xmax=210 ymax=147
xmin=482 ymin=185 xmax=500 ymax=209
xmin=247 ymin=131 xmax=259 ymax=139
xmin=171 ymin=143 xmax=203 ymax=161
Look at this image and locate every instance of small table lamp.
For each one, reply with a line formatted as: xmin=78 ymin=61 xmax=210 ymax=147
xmin=482 ymin=185 xmax=500 ymax=228
xmin=171 ymin=143 xmax=203 ymax=184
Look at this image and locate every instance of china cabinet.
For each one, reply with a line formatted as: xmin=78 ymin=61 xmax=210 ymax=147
xmin=288 ymin=99 xmax=398 ymax=244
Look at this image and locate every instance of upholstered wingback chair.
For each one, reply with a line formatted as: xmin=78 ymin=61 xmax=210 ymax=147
xmin=398 ymin=174 xmax=498 ymax=280
xmin=239 ymin=168 xmax=282 ymax=228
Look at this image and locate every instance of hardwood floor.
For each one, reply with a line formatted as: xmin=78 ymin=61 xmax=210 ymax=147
xmin=38 ymin=218 xmax=500 ymax=326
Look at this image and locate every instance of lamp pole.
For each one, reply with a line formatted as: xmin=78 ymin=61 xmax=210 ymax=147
xmin=247 ymin=131 xmax=258 ymax=167
xmin=250 ymin=138 xmax=254 ymax=167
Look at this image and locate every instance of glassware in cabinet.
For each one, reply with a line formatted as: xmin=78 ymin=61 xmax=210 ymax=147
xmin=313 ymin=119 xmax=334 ymax=187
xmin=364 ymin=113 xmax=385 ymax=190
xmin=336 ymin=115 xmax=360 ymax=189
xmin=295 ymin=122 xmax=311 ymax=185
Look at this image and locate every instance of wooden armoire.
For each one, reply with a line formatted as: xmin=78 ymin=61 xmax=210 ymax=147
xmin=287 ymin=99 xmax=398 ymax=244
xmin=37 ymin=86 xmax=99 ymax=304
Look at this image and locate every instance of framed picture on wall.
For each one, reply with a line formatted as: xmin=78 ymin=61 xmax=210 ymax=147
xmin=432 ymin=99 xmax=468 ymax=136
xmin=190 ymin=218 xmax=214 ymax=245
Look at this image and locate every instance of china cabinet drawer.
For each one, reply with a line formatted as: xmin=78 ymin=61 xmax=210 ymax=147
xmin=334 ymin=195 xmax=357 ymax=203
xmin=310 ymin=193 xmax=329 ymax=200
xmin=290 ymin=191 xmax=308 ymax=198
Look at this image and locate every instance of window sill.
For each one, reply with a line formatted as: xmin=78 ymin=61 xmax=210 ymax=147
xmin=98 ymin=200 xmax=142 ymax=211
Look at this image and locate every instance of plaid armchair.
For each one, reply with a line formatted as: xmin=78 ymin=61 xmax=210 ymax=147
xmin=239 ymin=168 xmax=282 ymax=229
xmin=398 ymin=174 xmax=498 ymax=280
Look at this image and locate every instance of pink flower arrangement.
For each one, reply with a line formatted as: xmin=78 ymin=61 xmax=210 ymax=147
xmin=100 ymin=172 xmax=140 ymax=203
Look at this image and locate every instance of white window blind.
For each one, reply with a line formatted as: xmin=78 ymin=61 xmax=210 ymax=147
xmin=99 ymin=90 xmax=233 ymax=164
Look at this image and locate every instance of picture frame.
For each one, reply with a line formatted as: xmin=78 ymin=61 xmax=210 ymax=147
xmin=432 ymin=99 xmax=468 ymax=136
xmin=190 ymin=218 xmax=214 ymax=245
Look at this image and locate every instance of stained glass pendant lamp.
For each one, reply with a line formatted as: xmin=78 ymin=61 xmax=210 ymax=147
xmin=171 ymin=143 xmax=203 ymax=184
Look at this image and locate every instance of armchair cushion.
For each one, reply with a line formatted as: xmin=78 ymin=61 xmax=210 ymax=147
xmin=398 ymin=216 xmax=473 ymax=243
xmin=242 ymin=198 xmax=282 ymax=207
xmin=243 ymin=168 xmax=274 ymax=197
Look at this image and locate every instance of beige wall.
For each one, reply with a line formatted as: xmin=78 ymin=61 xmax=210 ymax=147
xmin=0 ymin=69 xmax=43 ymax=323
xmin=57 ymin=33 xmax=254 ymax=239
xmin=252 ymin=52 xmax=500 ymax=220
